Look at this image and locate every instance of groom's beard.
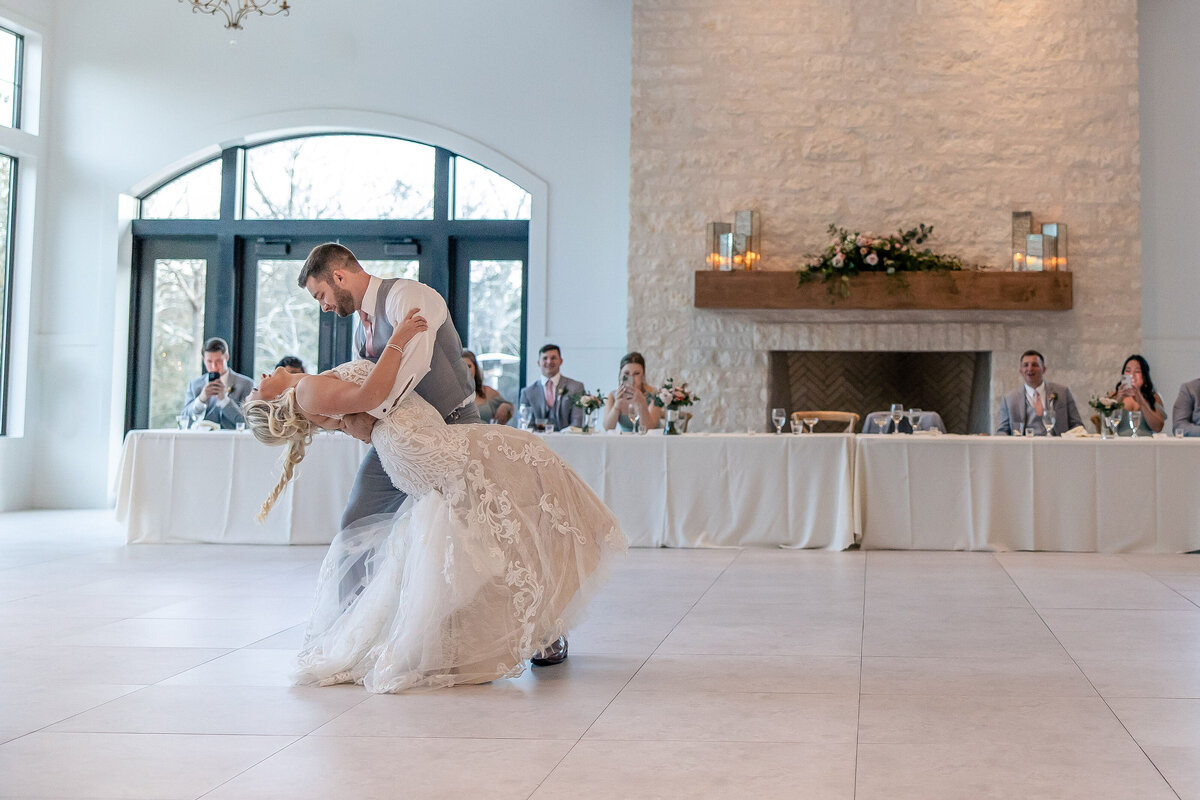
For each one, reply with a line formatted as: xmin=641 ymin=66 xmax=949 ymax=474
xmin=332 ymin=286 xmax=356 ymax=317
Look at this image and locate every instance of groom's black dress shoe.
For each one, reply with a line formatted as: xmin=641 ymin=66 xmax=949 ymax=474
xmin=531 ymin=636 xmax=568 ymax=667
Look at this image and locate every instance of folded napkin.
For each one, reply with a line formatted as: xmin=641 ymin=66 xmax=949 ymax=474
xmin=1060 ymin=426 xmax=1090 ymax=438
xmin=912 ymin=429 xmax=941 ymax=437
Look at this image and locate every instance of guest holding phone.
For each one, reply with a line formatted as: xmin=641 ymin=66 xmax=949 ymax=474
xmin=181 ymin=337 xmax=253 ymax=429
xmin=1107 ymin=354 xmax=1165 ymax=436
xmin=462 ymin=349 xmax=513 ymax=425
xmin=603 ymin=351 xmax=663 ymax=432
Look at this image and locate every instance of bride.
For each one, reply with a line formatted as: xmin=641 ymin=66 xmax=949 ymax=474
xmin=243 ymin=310 xmax=625 ymax=692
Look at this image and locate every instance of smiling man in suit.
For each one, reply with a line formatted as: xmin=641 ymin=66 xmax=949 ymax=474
xmin=996 ymin=349 xmax=1083 ymax=436
xmin=519 ymin=344 xmax=584 ymax=431
xmin=182 ymin=337 xmax=253 ymax=429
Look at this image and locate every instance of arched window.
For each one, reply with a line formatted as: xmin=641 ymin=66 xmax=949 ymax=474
xmin=129 ymin=134 xmax=530 ymax=430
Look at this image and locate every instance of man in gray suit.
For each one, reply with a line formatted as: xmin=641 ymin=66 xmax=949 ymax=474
xmin=519 ymin=344 xmax=585 ymax=430
xmin=298 ymin=244 xmax=569 ymax=667
xmin=181 ymin=337 xmax=253 ymax=429
xmin=1172 ymin=377 xmax=1200 ymax=436
xmin=995 ymin=349 xmax=1083 ymax=436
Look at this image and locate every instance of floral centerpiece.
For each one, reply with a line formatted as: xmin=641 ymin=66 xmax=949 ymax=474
xmin=798 ymin=223 xmax=971 ymax=297
xmin=1089 ymin=394 xmax=1125 ymax=438
xmin=650 ymin=378 xmax=698 ymax=435
xmin=573 ymin=389 xmax=605 ymax=433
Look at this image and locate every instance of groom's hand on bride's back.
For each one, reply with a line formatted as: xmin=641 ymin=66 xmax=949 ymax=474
xmin=341 ymin=412 xmax=377 ymax=444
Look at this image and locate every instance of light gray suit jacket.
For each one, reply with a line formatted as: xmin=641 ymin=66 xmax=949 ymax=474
xmin=182 ymin=371 xmax=253 ymax=429
xmin=1172 ymin=378 xmax=1200 ymax=437
xmin=520 ymin=376 xmax=585 ymax=430
xmin=995 ymin=381 xmax=1083 ymax=436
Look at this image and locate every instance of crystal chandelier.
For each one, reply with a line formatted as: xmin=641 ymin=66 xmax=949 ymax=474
xmin=179 ymin=0 xmax=291 ymax=30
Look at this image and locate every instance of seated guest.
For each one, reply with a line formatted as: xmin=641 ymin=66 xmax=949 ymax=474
xmin=462 ymin=349 xmax=513 ymax=424
xmin=275 ymin=355 xmax=307 ymax=374
xmin=1172 ymin=374 xmax=1200 ymax=436
xmin=995 ymin=349 xmax=1083 ymax=436
xmin=182 ymin=337 xmax=253 ymax=429
xmin=1106 ymin=354 xmax=1165 ymax=436
xmin=519 ymin=344 xmax=584 ymax=430
xmin=603 ymin=351 xmax=663 ymax=432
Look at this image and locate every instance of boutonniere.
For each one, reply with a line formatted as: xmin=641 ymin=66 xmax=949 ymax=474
xmin=1049 ymin=392 xmax=1058 ymax=404
xmin=558 ymin=385 xmax=568 ymax=398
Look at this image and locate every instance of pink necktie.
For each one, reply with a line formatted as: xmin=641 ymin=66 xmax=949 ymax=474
xmin=544 ymin=379 xmax=555 ymax=407
xmin=360 ymin=311 xmax=376 ymax=358
xmin=1033 ymin=390 xmax=1044 ymax=417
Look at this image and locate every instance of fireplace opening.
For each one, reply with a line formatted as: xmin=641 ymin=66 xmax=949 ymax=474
xmin=767 ymin=351 xmax=993 ymax=434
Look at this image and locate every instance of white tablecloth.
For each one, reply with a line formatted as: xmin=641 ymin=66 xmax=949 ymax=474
xmin=543 ymin=432 xmax=856 ymax=549
xmin=115 ymin=430 xmax=857 ymax=549
xmin=854 ymin=435 xmax=1200 ymax=552
xmin=115 ymin=430 xmax=369 ymax=545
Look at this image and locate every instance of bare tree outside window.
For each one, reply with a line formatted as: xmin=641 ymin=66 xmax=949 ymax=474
xmin=141 ymin=159 xmax=220 ymax=220
xmin=244 ymin=136 xmax=435 ymax=220
xmin=454 ymin=157 xmax=531 ymax=220
xmin=254 ymin=259 xmax=317 ymax=380
xmin=149 ymin=259 xmax=206 ymax=428
xmin=468 ymin=260 xmax=522 ymax=403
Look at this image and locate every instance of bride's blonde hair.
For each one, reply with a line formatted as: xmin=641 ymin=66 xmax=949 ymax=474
xmin=243 ymin=388 xmax=314 ymax=522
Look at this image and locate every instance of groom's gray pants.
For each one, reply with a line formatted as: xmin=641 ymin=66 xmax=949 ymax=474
xmin=338 ymin=402 xmax=482 ymax=598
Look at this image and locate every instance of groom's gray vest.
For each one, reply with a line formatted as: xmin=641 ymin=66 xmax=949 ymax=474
xmin=356 ymin=277 xmax=474 ymax=418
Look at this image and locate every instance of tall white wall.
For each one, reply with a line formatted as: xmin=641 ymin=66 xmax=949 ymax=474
xmin=1139 ymin=0 xmax=1200 ymax=413
xmin=0 ymin=0 xmax=631 ymax=509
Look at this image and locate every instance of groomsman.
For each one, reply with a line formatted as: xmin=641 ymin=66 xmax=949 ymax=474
xmin=1172 ymin=376 xmax=1200 ymax=436
xmin=520 ymin=344 xmax=585 ymax=431
xmin=181 ymin=337 xmax=253 ymax=429
xmin=995 ymin=349 xmax=1083 ymax=436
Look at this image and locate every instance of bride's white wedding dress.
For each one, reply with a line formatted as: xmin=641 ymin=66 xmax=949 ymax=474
xmin=294 ymin=359 xmax=625 ymax=692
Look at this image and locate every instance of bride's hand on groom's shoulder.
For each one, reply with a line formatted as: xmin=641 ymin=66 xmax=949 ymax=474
xmin=391 ymin=307 xmax=429 ymax=349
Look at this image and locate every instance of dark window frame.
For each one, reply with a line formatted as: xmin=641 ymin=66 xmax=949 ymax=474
xmin=0 ymin=153 xmax=17 ymax=435
xmin=128 ymin=136 xmax=530 ymax=431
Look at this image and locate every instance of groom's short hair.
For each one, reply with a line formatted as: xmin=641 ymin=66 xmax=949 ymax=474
xmin=298 ymin=242 xmax=362 ymax=288
xmin=202 ymin=337 xmax=229 ymax=355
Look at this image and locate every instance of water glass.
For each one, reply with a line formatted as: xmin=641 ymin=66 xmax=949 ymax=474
xmin=889 ymin=403 xmax=904 ymax=435
xmin=544 ymin=420 xmax=556 ymax=434
xmin=518 ymin=403 xmax=533 ymax=430
xmin=1174 ymin=428 xmax=1185 ymax=439
xmin=1106 ymin=411 xmax=1123 ymax=439
xmin=803 ymin=416 xmax=819 ymax=434
xmin=1129 ymin=410 xmax=1142 ymax=438
xmin=189 ymin=409 xmax=204 ymax=429
xmin=789 ymin=417 xmax=801 ymax=434
xmin=771 ymin=407 xmax=786 ymax=434
xmin=907 ymin=408 xmax=922 ymax=433
xmin=1041 ymin=410 xmax=1056 ymax=436
xmin=1012 ymin=421 xmax=1024 ymax=437
xmin=235 ymin=422 xmax=246 ymax=432
xmin=176 ymin=413 xmax=189 ymax=430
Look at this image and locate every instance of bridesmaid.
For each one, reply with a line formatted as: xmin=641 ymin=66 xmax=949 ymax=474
xmin=603 ymin=351 xmax=663 ymax=432
xmin=1107 ymin=354 xmax=1165 ymax=436
xmin=462 ymin=349 xmax=513 ymax=424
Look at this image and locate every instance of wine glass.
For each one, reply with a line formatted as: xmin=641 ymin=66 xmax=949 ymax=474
xmin=629 ymin=406 xmax=641 ymax=435
xmin=1041 ymin=408 xmax=1056 ymax=436
xmin=803 ymin=415 xmax=819 ymax=434
xmin=907 ymin=407 xmax=922 ymax=433
xmin=189 ymin=407 xmax=205 ymax=429
xmin=1107 ymin=409 xmax=1123 ymax=438
xmin=889 ymin=403 xmax=904 ymax=435
xmin=176 ymin=412 xmax=190 ymax=430
xmin=1129 ymin=410 xmax=1142 ymax=438
xmin=518 ymin=402 xmax=533 ymax=430
xmin=771 ymin=407 xmax=786 ymax=435
xmin=1012 ymin=421 xmax=1025 ymax=437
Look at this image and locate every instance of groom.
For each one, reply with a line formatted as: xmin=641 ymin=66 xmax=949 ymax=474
xmin=298 ymin=243 xmax=569 ymax=667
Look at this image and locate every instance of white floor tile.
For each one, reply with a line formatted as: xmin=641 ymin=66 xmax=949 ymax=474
xmin=861 ymin=653 xmax=1096 ymax=696
xmin=0 ymin=646 xmax=230 ymax=686
xmin=1076 ymin=657 xmax=1200 ymax=698
xmin=0 ymin=684 xmax=142 ymax=737
xmin=1143 ymin=746 xmax=1200 ymax=800
xmin=1107 ymin=698 xmax=1200 ymax=748
xmin=626 ymin=653 xmax=859 ymax=695
xmin=0 ymin=731 xmax=296 ymax=799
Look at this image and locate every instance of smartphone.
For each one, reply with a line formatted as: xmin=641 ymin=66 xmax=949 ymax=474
xmin=207 ymin=371 xmax=221 ymax=383
xmin=1121 ymin=374 xmax=1133 ymax=388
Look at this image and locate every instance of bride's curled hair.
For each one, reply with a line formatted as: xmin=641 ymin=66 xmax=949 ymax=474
xmin=243 ymin=388 xmax=314 ymax=522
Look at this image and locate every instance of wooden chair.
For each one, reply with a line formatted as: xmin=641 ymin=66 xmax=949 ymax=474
xmin=677 ymin=411 xmax=692 ymax=432
xmin=790 ymin=411 xmax=860 ymax=433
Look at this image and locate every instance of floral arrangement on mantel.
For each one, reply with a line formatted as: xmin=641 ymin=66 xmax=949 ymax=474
xmin=798 ymin=223 xmax=974 ymax=296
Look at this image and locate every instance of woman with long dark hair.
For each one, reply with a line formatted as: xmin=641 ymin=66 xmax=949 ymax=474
xmin=461 ymin=349 xmax=513 ymax=424
xmin=1107 ymin=354 xmax=1165 ymax=435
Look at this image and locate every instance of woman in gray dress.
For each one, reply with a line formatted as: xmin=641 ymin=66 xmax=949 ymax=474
xmin=1107 ymin=354 xmax=1165 ymax=436
xmin=462 ymin=349 xmax=513 ymax=424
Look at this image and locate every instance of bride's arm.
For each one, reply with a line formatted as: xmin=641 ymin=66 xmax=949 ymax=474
xmin=297 ymin=310 xmax=428 ymax=416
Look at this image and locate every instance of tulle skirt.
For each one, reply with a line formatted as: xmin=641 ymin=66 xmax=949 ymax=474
xmin=294 ymin=452 xmax=625 ymax=692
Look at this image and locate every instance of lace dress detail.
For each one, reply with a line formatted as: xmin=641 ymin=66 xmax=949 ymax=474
xmin=296 ymin=359 xmax=625 ymax=692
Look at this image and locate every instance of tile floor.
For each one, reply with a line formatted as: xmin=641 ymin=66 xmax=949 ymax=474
xmin=1 ymin=510 xmax=1199 ymax=799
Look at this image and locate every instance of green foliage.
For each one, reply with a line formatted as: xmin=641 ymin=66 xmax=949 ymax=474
xmin=798 ymin=223 xmax=970 ymax=295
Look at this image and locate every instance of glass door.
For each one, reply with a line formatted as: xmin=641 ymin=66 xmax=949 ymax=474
xmin=129 ymin=238 xmax=219 ymax=429
xmin=453 ymin=239 xmax=527 ymax=405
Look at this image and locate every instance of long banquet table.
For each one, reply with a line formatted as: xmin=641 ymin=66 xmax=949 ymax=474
xmin=854 ymin=434 xmax=1200 ymax=552
xmin=115 ymin=429 xmax=858 ymax=549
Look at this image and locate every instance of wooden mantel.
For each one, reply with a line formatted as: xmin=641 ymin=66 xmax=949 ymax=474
xmin=694 ymin=270 xmax=1072 ymax=311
